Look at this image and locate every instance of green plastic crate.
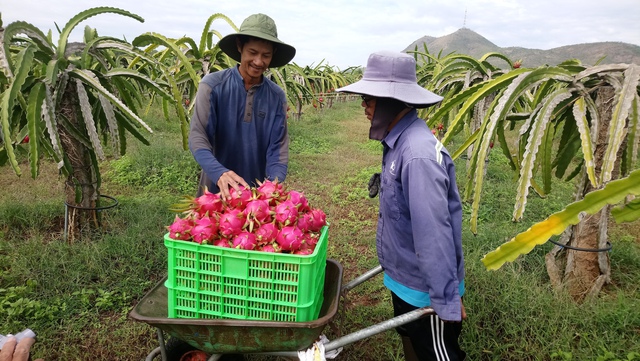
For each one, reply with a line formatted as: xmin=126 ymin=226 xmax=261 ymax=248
xmin=164 ymin=225 xmax=328 ymax=322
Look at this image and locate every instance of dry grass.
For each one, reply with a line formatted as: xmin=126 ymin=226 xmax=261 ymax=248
xmin=0 ymin=161 xmax=65 ymax=204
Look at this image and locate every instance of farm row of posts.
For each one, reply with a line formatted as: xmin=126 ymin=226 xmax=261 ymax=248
xmin=290 ymin=93 xmax=360 ymax=121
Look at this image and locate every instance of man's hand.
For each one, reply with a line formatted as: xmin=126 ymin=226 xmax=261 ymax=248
xmin=460 ymin=298 xmax=467 ymax=320
xmin=217 ymin=171 xmax=250 ymax=200
xmin=0 ymin=336 xmax=44 ymax=361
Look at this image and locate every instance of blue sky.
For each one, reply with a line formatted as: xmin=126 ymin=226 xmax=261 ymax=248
xmin=2 ymin=0 xmax=639 ymax=69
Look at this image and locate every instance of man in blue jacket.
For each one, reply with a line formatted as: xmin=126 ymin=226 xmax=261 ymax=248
xmin=189 ymin=14 xmax=295 ymax=199
xmin=337 ymin=51 xmax=467 ymax=361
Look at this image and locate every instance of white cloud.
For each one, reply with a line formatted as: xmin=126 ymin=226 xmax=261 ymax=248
xmin=2 ymin=0 xmax=639 ymax=68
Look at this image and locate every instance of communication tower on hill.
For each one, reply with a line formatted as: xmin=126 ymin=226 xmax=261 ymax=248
xmin=463 ymin=8 xmax=468 ymax=29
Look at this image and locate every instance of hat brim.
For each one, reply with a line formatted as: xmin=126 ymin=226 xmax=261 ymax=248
xmin=218 ymin=33 xmax=296 ymax=68
xmin=336 ymin=80 xmax=443 ymax=109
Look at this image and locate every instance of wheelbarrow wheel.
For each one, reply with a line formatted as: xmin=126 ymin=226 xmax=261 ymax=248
xmin=164 ymin=337 xmax=246 ymax=361
xmin=165 ymin=337 xmax=197 ymax=361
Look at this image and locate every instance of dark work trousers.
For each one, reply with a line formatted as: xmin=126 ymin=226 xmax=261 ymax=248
xmin=392 ymin=292 xmax=466 ymax=361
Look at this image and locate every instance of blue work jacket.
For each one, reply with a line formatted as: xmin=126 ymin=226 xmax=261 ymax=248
xmin=377 ymin=109 xmax=465 ymax=321
xmin=189 ymin=66 xmax=289 ymax=192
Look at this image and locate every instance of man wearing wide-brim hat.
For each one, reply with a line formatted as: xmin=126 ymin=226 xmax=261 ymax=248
xmin=189 ymin=13 xmax=296 ymax=200
xmin=337 ymin=51 xmax=467 ymax=361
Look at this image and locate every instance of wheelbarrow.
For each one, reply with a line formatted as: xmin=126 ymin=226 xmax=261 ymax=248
xmin=129 ymin=259 xmax=435 ymax=360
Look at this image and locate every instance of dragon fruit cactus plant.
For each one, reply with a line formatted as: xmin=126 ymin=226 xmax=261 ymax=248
xmin=166 ymin=179 xmax=327 ymax=254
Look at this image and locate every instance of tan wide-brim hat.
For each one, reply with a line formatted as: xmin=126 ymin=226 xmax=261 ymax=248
xmin=218 ymin=13 xmax=296 ymax=68
xmin=337 ymin=51 xmax=443 ymax=108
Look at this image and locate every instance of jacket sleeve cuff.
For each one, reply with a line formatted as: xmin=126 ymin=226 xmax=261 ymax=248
xmin=431 ymin=300 xmax=461 ymax=322
xmin=431 ymin=285 xmax=462 ymax=321
xmin=266 ymin=163 xmax=288 ymax=183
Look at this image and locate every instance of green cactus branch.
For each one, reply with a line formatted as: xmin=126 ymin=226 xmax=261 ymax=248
xmin=482 ymin=168 xmax=640 ymax=270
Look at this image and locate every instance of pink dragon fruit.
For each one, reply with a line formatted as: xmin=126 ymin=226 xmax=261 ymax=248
xmin=256 ymin=179 xmax=285 ymax=205
xmin=233 ymin=231 xmax=258 ymax=250
xmin=193 ymin=188 xmax=223 ymax=217
xmin=166 ymin=180 xmax=328 ymax=255
xmin=293 ymin=247 xmax=314 ymax=255
xmin=259 ymin=243 xmax=281 ymax=253
xmin=298 ymin=237 xmax=317 ymax=254
xmin=302 ymin=232 xmax=320 ymax=247
xmin=296 ymin=212 xmax=313 ymax=233
xmin=255 ymin=222 xmax=279 ymax=245
xmin=307 ymin=208 xmax=327 ymax=232
xmin=287 ymin=190 xmax=310 ymax=212
xmin=274 ymin=200 xmax=299 ymax=226
xmin=167 ymin=215 xmax=193 ymax=240
xmin=244 ymin=199 xmax=271 ymax=224
xmin=191 ymin=216 xmax=219 ymax=244
xmin=227 ymin=186 xmax=253 ymax=210
xmin=213 ymin=238 xmax=231 ymax=248
xmin=276 ymin=225 xmax=303 ymax=251
xmin=219 ymin=209 xmax=245 ymax=238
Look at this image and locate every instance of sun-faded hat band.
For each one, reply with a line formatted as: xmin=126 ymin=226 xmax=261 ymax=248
xmin=336 ymin=51 xmax=442 ymax=108
xmin=218 ymin=13 xmax=296 ymax=68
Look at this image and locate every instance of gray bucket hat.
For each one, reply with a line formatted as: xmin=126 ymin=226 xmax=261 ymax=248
xmin=336 ymin=51 xmax=443 ymax=108
xmin=218 ymin=13 xmax=296 ymax=68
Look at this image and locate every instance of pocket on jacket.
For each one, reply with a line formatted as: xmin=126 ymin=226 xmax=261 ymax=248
xmin=381 ymin=171 xmax=401 ymax=221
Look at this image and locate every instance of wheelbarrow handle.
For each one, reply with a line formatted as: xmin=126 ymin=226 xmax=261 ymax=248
xmin=260 ymin=306 xmax=435 ymax=358
xmin=341 ymin=265 xmax=383 ymax=293
xmin=323 ymin=306 xmax=435 ymax=352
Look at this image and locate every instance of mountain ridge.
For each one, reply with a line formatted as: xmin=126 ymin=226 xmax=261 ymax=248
xmin=403 ymin=28 xmax=640 ymax=67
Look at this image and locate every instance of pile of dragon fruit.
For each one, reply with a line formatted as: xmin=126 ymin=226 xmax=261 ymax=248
xmin=166 ymin=180 xmax=327 ymax=255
